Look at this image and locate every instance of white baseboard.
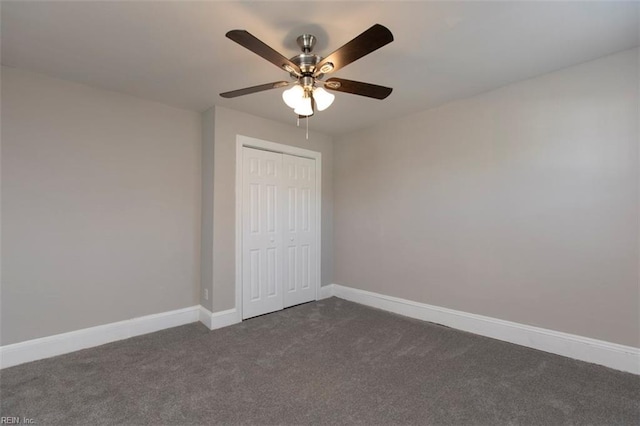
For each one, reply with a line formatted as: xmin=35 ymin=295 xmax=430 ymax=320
xmin=0 ymin=306 xmax=200 ymax=369
xmin=5 ymin=289 xmax=637 ymax=375
xmin=199 ymin=306 xmax=240 ymax=330
xmin=325 ymin=284 xmax=640 ymax=374
xmin=318 ymin=285 xmax=334 ymax=300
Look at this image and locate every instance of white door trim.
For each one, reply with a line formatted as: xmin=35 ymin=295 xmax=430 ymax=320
xmin=235 ymin=135 xmax=322 ymax=321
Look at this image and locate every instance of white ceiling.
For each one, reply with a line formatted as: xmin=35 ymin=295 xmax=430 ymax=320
xmin=2 ymin=1 xmax=638 ymax=135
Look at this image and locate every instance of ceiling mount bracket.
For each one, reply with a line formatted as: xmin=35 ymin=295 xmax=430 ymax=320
xmin=296 ymin=34 xmax=317 ymax=53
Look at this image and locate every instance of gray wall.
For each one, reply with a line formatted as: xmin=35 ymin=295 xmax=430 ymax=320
xmin=200 ymin=108 xmax=215 ymax=311
xmin=204 ymin=106 xmax=333 ymax=312
xmin=333 ymin=49 xmax=639 ymax=347
xmin=1 ymin=67 xmax=202 ymax=345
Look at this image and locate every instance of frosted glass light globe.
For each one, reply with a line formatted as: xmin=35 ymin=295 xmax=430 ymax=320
xmin=313 ymin=87 xmax=335 ymax=111
xmin=282 ymin=85 xmax=304 ymax=109
xmin=294 ymin=96 xmax=313 ymax=116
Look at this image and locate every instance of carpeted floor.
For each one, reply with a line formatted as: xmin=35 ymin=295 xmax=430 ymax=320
xmin=1 ymin=297 xmax=639 ymax=425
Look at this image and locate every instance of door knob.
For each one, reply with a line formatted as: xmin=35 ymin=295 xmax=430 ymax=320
xmin=270 ymin=238 xmax=275 ymax=243
xmin=290 ymin=237 xmax=294 ymax=241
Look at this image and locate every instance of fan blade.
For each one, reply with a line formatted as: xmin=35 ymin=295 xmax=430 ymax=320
xmin=324 ymin=78 xmax=392 ymax=99
xmin=226 ymin=30 xmax=301 ymax=75
xmin=315 ymin=24 xmax=393 ymax=75
xmin=220 ymin=81 xmax=291 ymax=98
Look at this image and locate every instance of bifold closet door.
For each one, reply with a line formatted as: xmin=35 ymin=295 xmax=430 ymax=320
xmin=282 ymin=154 xmax=317 ymax=308
xmin=242 ymin=147 xmax=317 ymax=320
xmin=242 ymin=147 xmax=283 ymax=319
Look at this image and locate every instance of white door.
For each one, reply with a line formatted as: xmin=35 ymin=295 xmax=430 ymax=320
xmin=242 ymin=147 xmax=318 ymax=319
xmin=242 ymin=148 xmax=283 ymax=319
xmin=283 ymin=154 xmax=317 ymax=308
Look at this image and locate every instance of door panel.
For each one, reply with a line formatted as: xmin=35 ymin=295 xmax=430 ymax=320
xmin=283 ymin=154 xmax=317 ymax=308
xmin=242 ymin=147 xmax=283 ymax=319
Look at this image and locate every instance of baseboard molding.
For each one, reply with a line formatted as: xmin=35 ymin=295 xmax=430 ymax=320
xmin=0 ymin=306 xmax=200 ymax=369
xmin=5 ymin=289 xmax=636 ymax=374
xmin=318 ymin=285 xmax=334 ymax=300
xmin=199 ymin=306 xmax=240 ymax=330
xmin=325 ymin=284 xmax=640 ymax=374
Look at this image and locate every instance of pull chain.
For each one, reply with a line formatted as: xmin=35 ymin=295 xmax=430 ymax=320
xmin=295 ymin=115 xmax=309 ymax=140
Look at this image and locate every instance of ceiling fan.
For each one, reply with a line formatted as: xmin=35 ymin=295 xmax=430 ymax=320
xmin=220 ymin=24 xmax=394 ymax=118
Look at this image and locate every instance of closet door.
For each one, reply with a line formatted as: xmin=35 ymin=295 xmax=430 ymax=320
xmin=283 ymin=154 xmax=317 ymax=308
xmin=242 ymin=147 xmax=284 ymax=319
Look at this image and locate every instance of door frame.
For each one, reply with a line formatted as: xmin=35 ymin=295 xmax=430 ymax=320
xmin=235 ymin=135 xmax=322 ymax=321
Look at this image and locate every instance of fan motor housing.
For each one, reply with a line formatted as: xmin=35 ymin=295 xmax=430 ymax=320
xmin=291 ymin=53 xmax=321 ymax=75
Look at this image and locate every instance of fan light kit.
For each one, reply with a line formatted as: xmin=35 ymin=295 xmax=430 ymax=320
xmin=220 ymin=24 xmax=394 ymax=136
xmin=282 ymin=85 xmax=335 ymax=115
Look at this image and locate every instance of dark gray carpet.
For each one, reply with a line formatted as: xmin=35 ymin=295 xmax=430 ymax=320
xmin=1 ymin=297 xmax=639 ymax=425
